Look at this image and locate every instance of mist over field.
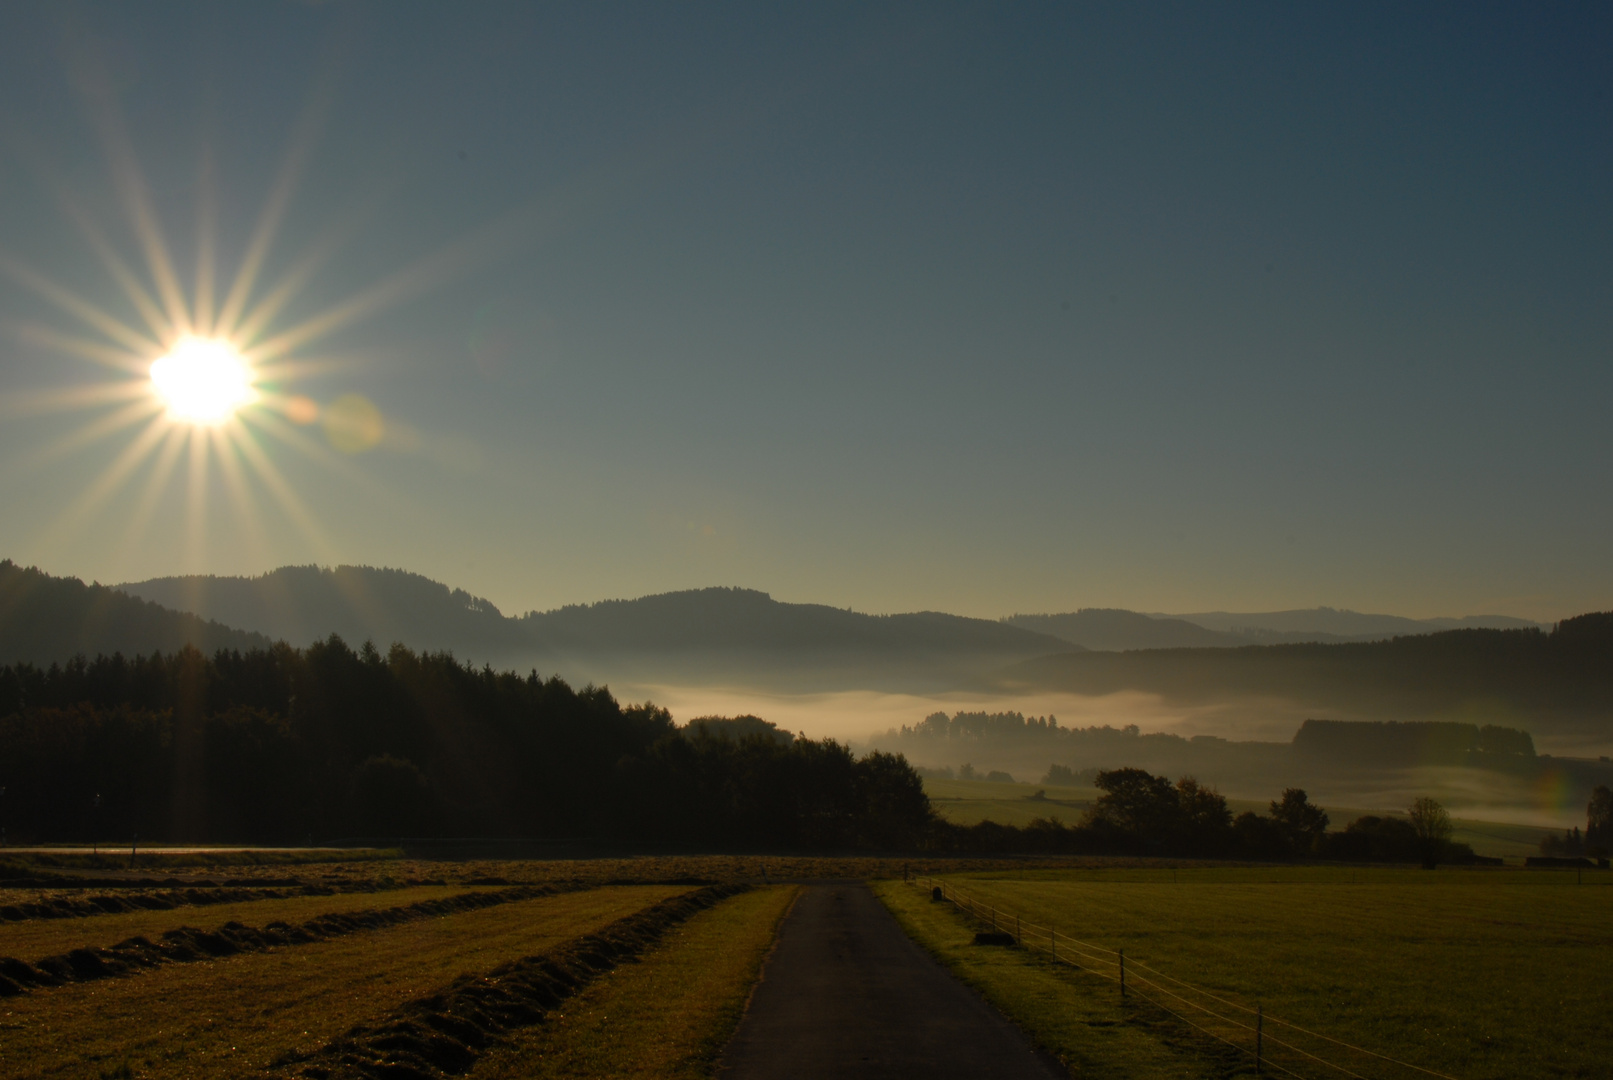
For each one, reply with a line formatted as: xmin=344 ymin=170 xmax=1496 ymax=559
xmin=633 ymin=682 xmax=1600 ymax=827
xmin=627 ymin=685 xmax=1263 ymax=746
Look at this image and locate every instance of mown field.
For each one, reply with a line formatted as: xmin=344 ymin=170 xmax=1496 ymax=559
xmin=468 ymin=885 xmax=800 ymax=1079
xmin=879 ymin=864 xmax=1613 ymax=1080
xmin=0 ymin=883 xmax=477 ymax=960
xmin=0 ymin=883 xmax=693 ymax=1079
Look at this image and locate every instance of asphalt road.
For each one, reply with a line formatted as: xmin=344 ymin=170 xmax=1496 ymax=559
xmin=719 ymin=882 xmax=1066 ymax=1079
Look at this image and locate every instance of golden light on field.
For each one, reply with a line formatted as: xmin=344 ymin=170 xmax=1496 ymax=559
xmin=149 ymin=336 xmax=258 ymax=425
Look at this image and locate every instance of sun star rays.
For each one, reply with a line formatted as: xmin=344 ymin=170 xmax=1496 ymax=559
xmin=0 ymin=58 xmax=404 ymax=576
xmin=1 ymin=21 xmax=616 ymax=580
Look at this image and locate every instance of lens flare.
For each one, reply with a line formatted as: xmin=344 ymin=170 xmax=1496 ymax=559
xmin=150 ymin=336 xmax=257 ymax=424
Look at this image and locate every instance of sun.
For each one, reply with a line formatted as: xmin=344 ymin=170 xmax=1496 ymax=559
xmin=0 ymin=51 xmax=536 ymax=573
xmin=149 ymin=336 xmax=258 ymax=425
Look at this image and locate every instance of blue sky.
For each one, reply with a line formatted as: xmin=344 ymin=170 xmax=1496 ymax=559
xmin=0 ymin=2 xmax=1608 ymax=621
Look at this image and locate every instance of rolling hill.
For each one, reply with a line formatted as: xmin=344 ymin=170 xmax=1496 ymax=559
xmin=0 ymin=560 xmax=270 ymax=664
xmin=997 ymin=614 xmax=1613 ymax=741
xmin=116 ymin=568 xmax=1075 ymax=689
xmin=118 ymin=565 xmax=522 ymax=657
xmin=1008 ymin=607 xmax=1547 ymax=651
xmin=1006 ymin=609 xmax=1239 ymax=650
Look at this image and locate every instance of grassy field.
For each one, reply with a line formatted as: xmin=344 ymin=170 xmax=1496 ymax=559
xmin=880 ymin=865 xmax=1613 ymax=1080
xmin=0 ymin=884 xmax=481 ymax=962
xmin=468 ymin=885 xmax=800 ymax=1079
xmin=0 ymin=884 xmax=690 ymax=1080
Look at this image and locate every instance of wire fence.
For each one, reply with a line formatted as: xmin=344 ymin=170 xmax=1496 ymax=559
xmin=909 ymin=874 xmax=1462 ymax=1080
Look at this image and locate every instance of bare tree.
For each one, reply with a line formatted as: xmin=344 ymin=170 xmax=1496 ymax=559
xmin=1408 ymin=796 xmax=1453 ymax=869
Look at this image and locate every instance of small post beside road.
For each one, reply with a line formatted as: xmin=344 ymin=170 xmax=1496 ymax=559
xmin=1015 ymin=915 xmax=1020 ymax=945
xmin=1119 ymin=949 xmax=1126 ymax=999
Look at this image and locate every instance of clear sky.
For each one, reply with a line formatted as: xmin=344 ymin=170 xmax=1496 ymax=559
xmin=0 ymin=2 xmax=1607 ymax=622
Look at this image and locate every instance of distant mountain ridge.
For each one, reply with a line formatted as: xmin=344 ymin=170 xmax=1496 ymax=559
xmin=114 ymin=564 xmax=1557 ymax=666
xmin=1006 ymin=610 xmax=1237 ymax=650
xmin=116 ymin=568 xmax=1073 ymax=672
xmin=9 ymin=560 xmax=1601 ymax=747
xmin=1007 ymin=606 xmax=1547 ymax=651
xmin=1160 ymin=606 xmax=1545 ymax=638
xmin=520 ymin=587 xmax=1071 ymax=656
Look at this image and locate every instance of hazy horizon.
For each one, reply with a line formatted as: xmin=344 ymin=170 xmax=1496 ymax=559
xmin=108 ymin=561 xmax=1562 ymax=626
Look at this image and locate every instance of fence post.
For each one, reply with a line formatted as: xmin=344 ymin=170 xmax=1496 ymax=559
xmin=1256 ymin=1003 xmax=1263 ymax=1075
xmin=1119 ymin=949 xmax=1126 ymax=999
xmin=992 ymin=907 xmax=998 ymax=931
xmin=1015 ymin=915 xmax=1021 ymax=945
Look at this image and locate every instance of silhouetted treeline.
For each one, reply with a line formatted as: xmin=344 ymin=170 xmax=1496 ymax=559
xmin=0 ymin=640 xmax=664 ymax=842
xmin=1540 ymin=785 xmax=1613 ymax=858
xmin=609 ymin=733 xmax=933 ymax=849
xmin=0 ymin=640 xmax=933 ymax=848
xmin=926 ymin=768 xmax=1485 ymax=864
xmin=878 ymin=711 xmax=1212 ymax=758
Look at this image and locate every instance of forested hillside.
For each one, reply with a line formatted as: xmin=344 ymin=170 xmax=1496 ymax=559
xmin=0 ymin=561 xmax=269 ymax=664
xmin=1002 ymin=614 xmax=1613 ymax=736
xmin=120 ymin=570 xmax=1072 ymax=670
xmin=520 ymin=587 xmax=1069 ymax=655
xmin=118 ymin=565 xmax=523 ymax=657
xmin=0 ymin=639 xmax=932 ymax=847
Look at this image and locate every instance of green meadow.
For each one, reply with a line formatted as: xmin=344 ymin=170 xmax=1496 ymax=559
xmin=880 ymin=864 xmax=1611 ymax=1079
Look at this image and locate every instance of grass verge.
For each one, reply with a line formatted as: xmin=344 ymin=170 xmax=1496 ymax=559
xmin=874 ymin=880 xmax=1231 ymax=1079
xmin=466 ymin=884 xmax=799 ymax=1080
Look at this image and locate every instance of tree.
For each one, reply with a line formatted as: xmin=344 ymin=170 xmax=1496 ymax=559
xmin=1175 ymin=777 xmax=1232 ymax=850
xmin=1233 ymin=811 xmax=1290 ymax=859
xmin=1407 ymin=796 xmax=1453 ymax=869
xmin=1270 ymin=788 xmax=1329 ymax=854
xmin=1087 ymin=767 xmax=1179 ymax=843
xmin=1587 ymin=785 xmax=1613 ymax=857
